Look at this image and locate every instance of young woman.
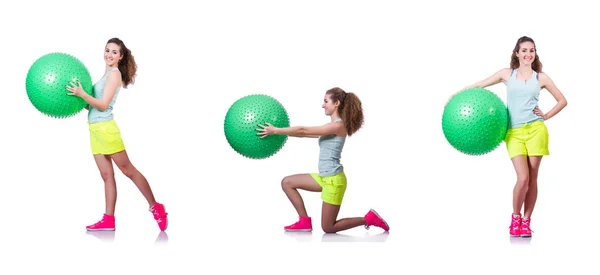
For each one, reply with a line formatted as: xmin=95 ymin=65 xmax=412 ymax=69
xmin=66 ymin=38 xmax=168 ymax=231
xmin=449 ymin=36 xmax=567 ymax=237
xmin=257 ymin=87 xmax=389 ymax=233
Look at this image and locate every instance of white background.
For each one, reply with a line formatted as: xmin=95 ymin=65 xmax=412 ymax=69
xmin=1 ymin=0 xmax=598 ymax=274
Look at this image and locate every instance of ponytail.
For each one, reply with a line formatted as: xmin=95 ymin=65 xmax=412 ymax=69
xmin=326 ymin=87 xmax=364 ymax=136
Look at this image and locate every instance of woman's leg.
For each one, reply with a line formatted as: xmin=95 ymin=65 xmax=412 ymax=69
xmin=110 ymin=150 xmax=168 ymax=231
xmin=511 ymin=155 xmax=530 ymax=215
xmin=281 ymin=174 xmax=322 ymax=217
xmin=523 ymin=156 xmax=542 ymax=218
xmin=509 ymin=155 xmax=530 ymax=236
xmin=319 ymin=172 xmax=388 ymax=233
xmin=110 ymin=150 xmax=156 ymax=207
xmin=518 ymin=156 xmax=542 ymax=237
xmin=86 ymin=154 xmax=118 ymax=231
xmin=281 ymin=174 xmax=322 ymax=231
xmin=321 ymin=202 xmax=365 ymax=233
xmin=519 ymin=121 xmax=548 ymax=236
xmin=94 ymin=154 xmax=117 ymax=216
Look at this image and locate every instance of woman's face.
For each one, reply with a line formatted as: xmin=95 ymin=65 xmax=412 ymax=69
xmin=104 ymin=42 xmax=122 ymax=67
xmin=322 ymin=94 xmax=339 ymax=116
xmin=516 ymin=41 xmax=536 ymax=67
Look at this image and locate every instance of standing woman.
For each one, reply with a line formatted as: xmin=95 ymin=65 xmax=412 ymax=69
xmin=66 ymin=38 xmax=169 ymax=231
xmin=257 ymin=87 xmax=389 ymax=233
xmin=449 ymin=36 xmax=567 ymax=237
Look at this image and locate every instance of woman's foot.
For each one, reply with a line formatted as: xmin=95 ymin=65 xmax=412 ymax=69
xmin=520 ymin=217 xmax=532 ymax=237
xmin=364 ymin=209 xmax=389 ymax=231
xmin=150 ymin=202 xmax=168 ymax=231
xmin=284 ymin=216 xmax=313 ymax=232
xmin=86 ymin=214 xmax=115 ymax=231
xmin=509 ymin=213 xmax=522 ymax=237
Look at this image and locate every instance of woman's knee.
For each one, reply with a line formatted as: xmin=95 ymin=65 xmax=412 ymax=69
xmin=321 ymin=221 xmax=336 ymax=233
xmin=516 ymin=175 xmax=529 ymax=189
xmin=528 ymin=171 xmax=540 ymax=186
xmin=322 ymin=225 xmax=336 ymax=234
xmin=528 ymin=176 xmax=538 ymax=186
xmin=281 ymin=176 xmax=293 ymax=189
xmin=99 ymin=170 xmax=115 ymax=182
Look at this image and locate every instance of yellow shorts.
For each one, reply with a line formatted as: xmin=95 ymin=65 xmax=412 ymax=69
xmin=504 ymin=120 xmax=549 ymax=159
xmin=310 ymin=171 xmax=347 ymax=206
xmin=88 ymin=120 xmax=126 ymax=155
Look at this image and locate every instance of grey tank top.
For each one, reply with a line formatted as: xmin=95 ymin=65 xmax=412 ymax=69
xmin=506 ymin=69 xmax=543 ymax=129
xmin=88 ymin=68 xmax=121 ymax=123
xmin=317 ymin=118 xmax=346 ymax=176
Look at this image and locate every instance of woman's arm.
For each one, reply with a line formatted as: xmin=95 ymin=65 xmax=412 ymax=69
xmin=257 ymin=122 xmax=344 ymax=138
xmin=70 ymin=71 xmax=121 ymax=111
xmin=461 ymin=68 xmax=510 ymax=91
xmin=446 ymin=68 xmax=511 ymax=104
xmin=537 ymin=73 xmax=567 ymax=120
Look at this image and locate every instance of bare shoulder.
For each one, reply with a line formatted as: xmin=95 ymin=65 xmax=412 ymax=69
xmin=332 ymin=120 xmax=346 ymax=136
xmin=109 ymin=69 xmax=122 ymax=78
xmin=107 ymin=70 xmax=123 ymax=85
xmin=537 ymin=72 xmax=552 ymax=87
xmin=329 ymin=120 xmax=345 ymax=129
xmin=498 ymin=68 xmax=513 ymax=82
xmin=537 ymin=72 xmax=550 ymax=81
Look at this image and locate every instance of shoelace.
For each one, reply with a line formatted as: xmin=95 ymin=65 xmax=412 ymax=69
xmin=521 ymin=220 xmax=533 ymax=232
xmin=90 ymin=218 xmax=107 ymax=228
xmin=289 ymin=222 xmax=300 ymax=228
xmin=510 ymin=217 xmax=521 ymax=229
xmin=150 ymin=208 xmax=164 ymax=224
xmin=151 ymin=207 xmax=167 ymax=220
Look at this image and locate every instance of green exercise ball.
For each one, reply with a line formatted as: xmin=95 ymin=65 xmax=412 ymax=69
xmin=26 ymin=52 xmax=93 ymax=118
xmin=224 ymin=94 xmax=290 ymax=159
xmin=442 ymin=88 xmax=508 ymax=155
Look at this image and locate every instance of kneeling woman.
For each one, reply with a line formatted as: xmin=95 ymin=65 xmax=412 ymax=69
xmin=257 ymin=87 xmax=389 ymax=233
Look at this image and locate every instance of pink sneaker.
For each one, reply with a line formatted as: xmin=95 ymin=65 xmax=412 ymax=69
xmin=86 ymin=214 xmax=115 ymax=231
xmin=364 ymin=209 xmax=389 ymax=231
xmin=509 ymin=213 xmax=522 ymax=237
xmin=284 ymin=216 xmax=313 ymax=232
xmin=150 ymin=202 xmax=168 ymax=231
xmin=520 ymin=217 xmax=532 ymax=237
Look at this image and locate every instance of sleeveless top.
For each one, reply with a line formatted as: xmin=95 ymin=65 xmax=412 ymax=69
xmin=88 ymin=68 xmax=121 ymax=123
xmin=506 ymin=69 xmax=543 ymax=129
xmin=317 ymin=118 xmax=346 ymax=176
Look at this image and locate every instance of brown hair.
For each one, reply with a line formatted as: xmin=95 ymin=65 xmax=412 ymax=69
xmin=107 ymin=38 xmax=137 ymax=88
xmin=326 ymin=87 xmax=364 ymax=136
xmin=510 ymin=36 xmax=543 ymax=73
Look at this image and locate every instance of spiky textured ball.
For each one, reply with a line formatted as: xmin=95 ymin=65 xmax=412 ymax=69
xmin=26 ymin=52 xmax=93 ymax=118
xmin=442 ymin=88 xmax=508 ymax=156
xmin=224 ymin=94 xmax=290 ymax=159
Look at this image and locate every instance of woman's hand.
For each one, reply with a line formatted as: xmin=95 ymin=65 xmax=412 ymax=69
xmin=66 ymin=80 xmax=87 ymax=97
xmin=533 ymin=107 xmax=546 ymax=120
xmin=256 ymin=122 xmax=277 ymax=138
